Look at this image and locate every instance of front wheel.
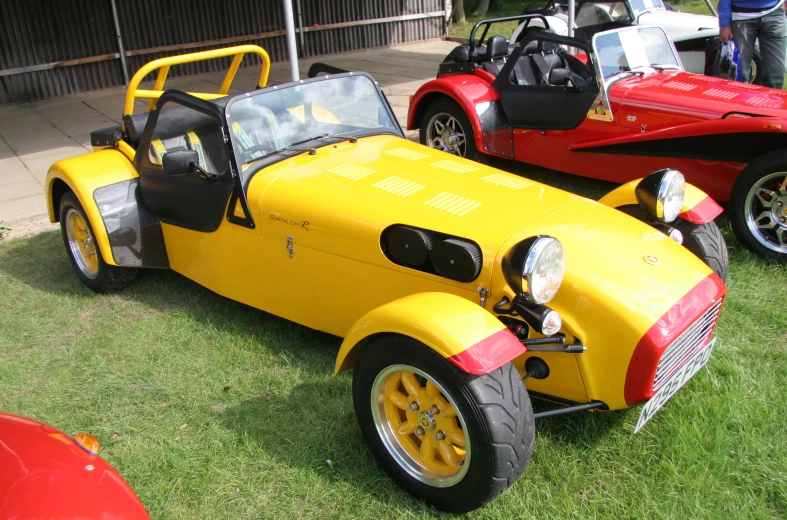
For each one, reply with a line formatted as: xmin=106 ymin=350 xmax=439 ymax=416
xmin=419 ymin=98 xmax=484 ymax=162
xmin=729 ymin=151 xmax=787 ymax=260
xmin=672 ymin=220 xmax=729 ymax=281
xmin=353 ymin=336 xmax=534 ymax=513
xmin=59 ymin=192 xmax=138 ymax=292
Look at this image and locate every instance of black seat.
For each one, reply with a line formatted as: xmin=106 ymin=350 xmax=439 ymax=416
xmin=482 ymin=35 xmax=510 ymax=76
xmin=486 ymin=35 xmax=508 ymax=61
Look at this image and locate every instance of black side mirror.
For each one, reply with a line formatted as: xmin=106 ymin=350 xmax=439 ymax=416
xmin=162 ymin=150 xmax=199 ymax=176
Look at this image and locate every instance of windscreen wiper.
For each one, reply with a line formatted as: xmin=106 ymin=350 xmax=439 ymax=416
xmin=291 ymin=133 xmax=359 ymax=147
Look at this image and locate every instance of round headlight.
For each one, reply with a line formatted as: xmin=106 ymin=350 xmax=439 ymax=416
xmin=503 ymin=236 xmax=566 ymax=304
xmin=659 ymin=169 xmax=685 ymax=223
xmin=635 ymin=168 xmax=686 ymax=223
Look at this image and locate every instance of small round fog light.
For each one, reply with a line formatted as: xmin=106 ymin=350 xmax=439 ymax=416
xmin=668 ymin=228 xmax=683 ymax=244
xmin=541 ymin=310 xmax=562 ymax=336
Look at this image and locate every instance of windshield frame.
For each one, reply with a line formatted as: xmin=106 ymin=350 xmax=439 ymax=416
xmin=224 ymin=71 xmax=403 ymax=180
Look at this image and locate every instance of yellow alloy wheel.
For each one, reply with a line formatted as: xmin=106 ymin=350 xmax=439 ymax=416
xmin=65 ymin=208 xmax=99 ymax=279
xmin=371 ymin=364 xmax=470 ymax=487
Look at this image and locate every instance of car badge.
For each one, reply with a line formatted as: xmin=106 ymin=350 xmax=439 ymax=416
xmin=626 ymin=115 xmax=637 ymax=122
xmin=644 ymin=254 xmax=660 ymax=266
xmin=595 ymin=105 xmax=605 ymax=115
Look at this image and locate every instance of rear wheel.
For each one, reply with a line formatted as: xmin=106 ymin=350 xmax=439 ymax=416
xmin=59 ymin=192 xmax=138 ymax=292
xmin=353 ymin=336 xmax=534 ymax=513
xmin=729 ymin=150 xmax=787 ymax=259
xmin=419 ymin=98 xmax=484 ymax=162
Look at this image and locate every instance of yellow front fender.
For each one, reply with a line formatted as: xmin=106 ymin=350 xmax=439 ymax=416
xmin=598 ymin=179 xmax=722 ymax=224
xmin=335 ymin=292 xmax=525 ymax=376
xmin=46 ymin=149 xmax=139 ymax=266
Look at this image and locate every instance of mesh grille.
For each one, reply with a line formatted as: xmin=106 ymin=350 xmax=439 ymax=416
xmin=653 ymin=298 xmax=723 ymax=392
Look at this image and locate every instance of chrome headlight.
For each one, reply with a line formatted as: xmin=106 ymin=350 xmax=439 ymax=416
xmin=635 ymin=169 xmax=686 ymax=223
xmin=503 ymin=236 xmax=565 ymax=304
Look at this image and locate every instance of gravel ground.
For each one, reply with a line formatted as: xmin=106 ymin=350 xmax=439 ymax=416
xmin=2 ymin=215 xmax=59 ymax=241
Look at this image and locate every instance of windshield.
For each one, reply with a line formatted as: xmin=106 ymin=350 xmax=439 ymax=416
xmin=227 ymin=74 xmax=397 ymax=170
xmin=593 ymin=27 xmax=681 ymax=79
xmin=575 ymin=1 xmax=633 ymax=26
xmin=629 ymin=0 xmax=665 ymax=13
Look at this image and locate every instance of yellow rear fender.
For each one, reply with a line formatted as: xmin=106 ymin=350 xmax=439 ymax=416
xmin=598 ymin=180 xmax=722 ymax=225
xmin=335 ymin=292 xmax=525 ymax=376
xmin=46 ymin=149 xmax=140 ymax=267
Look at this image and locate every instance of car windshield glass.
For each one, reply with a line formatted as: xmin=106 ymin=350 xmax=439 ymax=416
xmin=576 ymin=1 xmax=632 ymax=26
xmin=593 ymin=27 xmax=680 ymax=79
xmin=227 ymin=75 xmax=397 ymax=170
xmin=629 ymin=0 xmax=665 ymax=13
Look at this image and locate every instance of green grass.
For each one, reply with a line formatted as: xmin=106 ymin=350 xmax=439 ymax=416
xmin=0 ymin=166 xmax=785 ymax=518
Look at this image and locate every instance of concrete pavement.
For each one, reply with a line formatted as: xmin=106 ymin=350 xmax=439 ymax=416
xmin=0 ymin=39 xmax=456 ymax=236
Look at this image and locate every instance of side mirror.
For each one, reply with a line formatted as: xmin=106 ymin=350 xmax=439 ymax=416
xmin=162 ymin=150 xmax=199 ymax=176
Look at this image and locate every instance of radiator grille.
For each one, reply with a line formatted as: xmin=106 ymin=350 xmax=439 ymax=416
xmin=653 ymin=298 xmax=723 ymax=391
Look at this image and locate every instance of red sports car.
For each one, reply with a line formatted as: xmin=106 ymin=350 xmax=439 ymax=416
xmin=0 ymin=411 xmax=150 ymax=519
xmin=408 ymin=18 xmax=787 ymax=260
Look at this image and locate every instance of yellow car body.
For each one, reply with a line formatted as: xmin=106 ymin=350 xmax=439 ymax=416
xmin=44 ymin=45 xmax=726 ymax=512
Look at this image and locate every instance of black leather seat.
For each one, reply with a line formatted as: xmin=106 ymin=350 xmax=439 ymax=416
xmin=482 ymin=35 xmax=510 ymax=76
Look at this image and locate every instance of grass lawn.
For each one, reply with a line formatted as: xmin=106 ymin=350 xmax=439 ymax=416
xmin=0 ymin=161 xmax=785 ymax=518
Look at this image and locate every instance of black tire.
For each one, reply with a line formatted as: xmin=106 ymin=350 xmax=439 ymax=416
xmin=672 ymin=220 xmax=729 ymax=281
xmin=729 ymin=150 xmax=787 ymax=260
xmin=353 ymin=335 xmax=534 ymax=513
xmin=751 ymin=49 xmax=763 ymax=85
xmin=419 ymin=97 xmax=486 ymax=163
xmin=59 ymin=192 xmax=138 ymax=293
xmin=617 ymin=205 xmax=730 ymax=279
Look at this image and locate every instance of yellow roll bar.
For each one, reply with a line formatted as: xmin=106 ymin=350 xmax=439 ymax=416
xmin=123 ymin=45 xmax=270 ymax=116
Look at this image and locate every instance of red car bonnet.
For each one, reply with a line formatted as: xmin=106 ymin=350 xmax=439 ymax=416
xmin=0 ymin=412 xmax=150 ymax=519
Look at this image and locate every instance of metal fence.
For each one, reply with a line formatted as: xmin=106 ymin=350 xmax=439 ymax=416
xmin=0 ymin=0 xmax=445 ymax=104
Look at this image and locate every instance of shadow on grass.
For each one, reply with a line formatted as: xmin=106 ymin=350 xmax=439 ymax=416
xmin=217 ymin=383 xmax=452 ymax=515
xmin=0 ymin=230 xmax=340 ymax=378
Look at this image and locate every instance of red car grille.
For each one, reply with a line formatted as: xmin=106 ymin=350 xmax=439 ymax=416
xmin=652 ymin=297 xmax=723 ymax=392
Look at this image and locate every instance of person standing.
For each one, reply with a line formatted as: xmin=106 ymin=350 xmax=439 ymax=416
xmin=718 ymin=0 xmax=787 ymax=88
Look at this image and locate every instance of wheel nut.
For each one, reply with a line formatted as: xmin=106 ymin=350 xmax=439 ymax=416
xmin=409 ymin=402 xmax=419 ymax=412
xmin=428 ymin=405 xmax=439 ymax=416
xmin=434 ymin=431 xmax=445 ymax=441
xmin=414 ymin=427 xmax=424 ymax=437
xmin=777 ymin=200 xmax=784 ymax=207
xmin=780 ymin=217 xmax=786 ymax=223
xmin=456 ymin=460 xmax=464 ymax=467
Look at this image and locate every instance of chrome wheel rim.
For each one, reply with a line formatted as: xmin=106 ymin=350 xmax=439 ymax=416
xmin=65 ymin=208 xmax=99 ymax=279
xmin=743 ymin=171 xmax=787 ymax=253
xmin=425 ymin=112 xmax=466 ymax=157
xmin=371 ymin=364 xmax=470 ymax=487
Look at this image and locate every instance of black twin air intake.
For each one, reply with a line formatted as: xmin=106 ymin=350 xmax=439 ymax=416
xmin=381 ymin=225 xmax=482 ymax=283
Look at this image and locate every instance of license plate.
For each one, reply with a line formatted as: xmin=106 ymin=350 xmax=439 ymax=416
xmin=634 ymin=337 xmax=716 ymax=433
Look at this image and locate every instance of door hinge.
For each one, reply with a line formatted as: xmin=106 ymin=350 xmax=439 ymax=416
xmin=286 ymin=235 xmax=295 ymax=258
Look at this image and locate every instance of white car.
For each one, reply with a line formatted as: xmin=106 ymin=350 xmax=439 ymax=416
xmin=510 ymin=0 xmax=761 ymax=81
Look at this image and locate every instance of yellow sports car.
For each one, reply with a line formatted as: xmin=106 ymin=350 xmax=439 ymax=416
xmin=45 ymin=46 xmax=726 ymax=513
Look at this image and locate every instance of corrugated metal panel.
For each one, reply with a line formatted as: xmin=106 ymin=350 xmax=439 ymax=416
xmin=0 ymin=0 xmax=444 ymax=104
xmin=0 ymin=0 xmax=122 ymax=103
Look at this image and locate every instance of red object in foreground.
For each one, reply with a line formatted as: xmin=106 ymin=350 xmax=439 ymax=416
xmin=0 ymin=411 xmax=150 ymax=519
